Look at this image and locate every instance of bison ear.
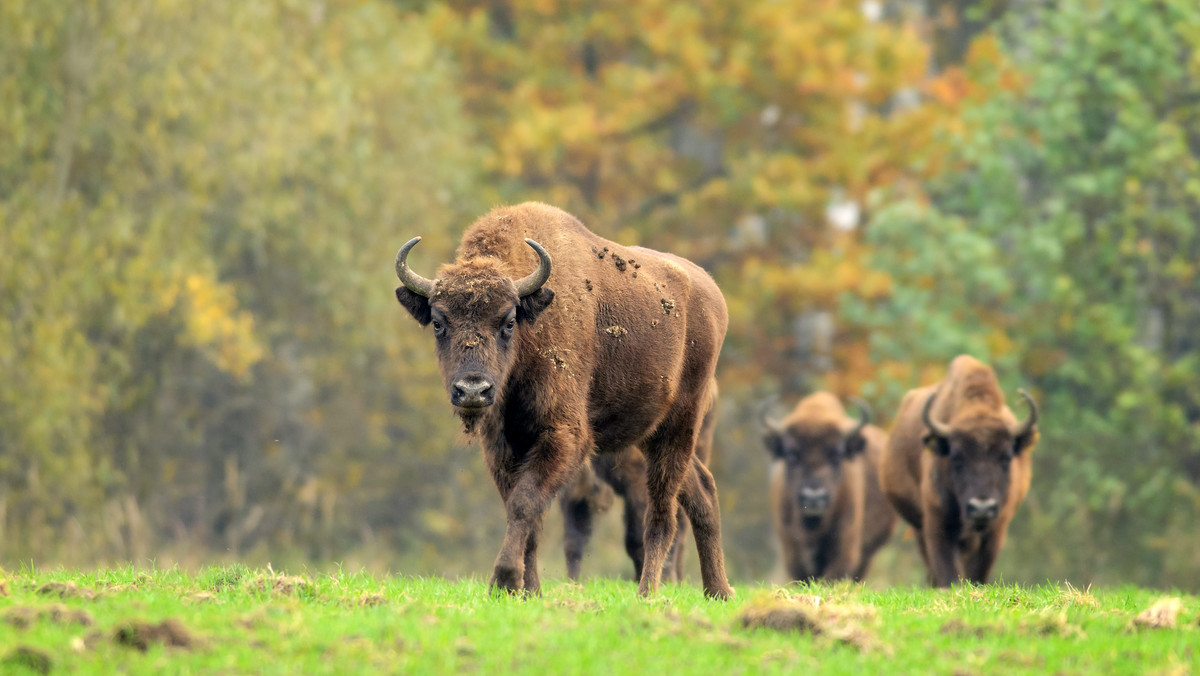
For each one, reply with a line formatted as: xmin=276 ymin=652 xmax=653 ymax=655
xmin=923 ymin=432 xmax=951 ymax=457
xmin=517 ymin=287 xmax=555 ymax=324
xmin=395 ymin=287 xmax=432 ymax=326
xmin=1013 ymin=426 xmax=1038 ymax=456
xmin=843 ymin=431 xmax=867 ymax=458
xmin=763 ymin=430 xmax=785 ymax=459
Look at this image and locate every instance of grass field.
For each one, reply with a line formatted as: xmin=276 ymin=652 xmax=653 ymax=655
xmin=0 ymin=566 xmax=1196 ymax=675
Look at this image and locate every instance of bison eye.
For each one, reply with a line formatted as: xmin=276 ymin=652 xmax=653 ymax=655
xmin=501 ymin=318 xmax=515 ymax=338
xmin=432 ymin=320 xmax=445 ymax=336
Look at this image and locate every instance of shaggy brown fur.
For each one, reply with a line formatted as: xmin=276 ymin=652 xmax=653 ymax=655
xmin=559 ymin=380 xmax=718 ymax=581
xmin=395 ymin=202 xmax=732 ymax=599
xmin=765 ymin=392 xmax=896 ymax=581
xmin=880 ymin=355 xmax=1038 ymax=586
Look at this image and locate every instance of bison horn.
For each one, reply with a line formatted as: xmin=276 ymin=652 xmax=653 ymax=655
xmin=848 ymin=396 xmax=871 ymax=437
xmin=395 ymin=236 xmax=437 ymax=298
xmin=1009 ymin=388 xmax=1038 ymax=438
xmin=921 ymin=389 xmax=953 ymax=439
xmin=758 ymin=395 xmax=784 ymax=433
xmin=513 ymin=238 xmax=552 ymax=297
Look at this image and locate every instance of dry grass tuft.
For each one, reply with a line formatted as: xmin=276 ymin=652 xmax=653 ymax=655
xmin=1131 ymin=598 xmax=1184 ymax=630
xmin=737 ymin=593 xmax=883 ymax=652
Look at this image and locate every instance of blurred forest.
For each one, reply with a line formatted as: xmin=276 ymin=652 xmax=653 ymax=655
xmin=2 ymin=0 xmax=1198 ymax=589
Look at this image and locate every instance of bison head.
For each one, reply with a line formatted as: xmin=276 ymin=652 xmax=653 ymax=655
xmin=922 ymin=390 xmax=1037 ymax=533
xmin=394 ymin=237 xmax=555 ymax=427
xmin=763 ymin=397 xmax=870 ymax=529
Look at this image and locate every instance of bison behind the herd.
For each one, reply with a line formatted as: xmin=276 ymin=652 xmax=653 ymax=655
xmin=394 ymin=202 xmax=1040 ymax=596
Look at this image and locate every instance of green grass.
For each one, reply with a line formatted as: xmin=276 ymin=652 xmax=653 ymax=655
xmin=0 ymin=566 xmax=1196 ymax=674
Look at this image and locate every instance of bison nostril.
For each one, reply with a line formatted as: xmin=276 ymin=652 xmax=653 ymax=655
xmin=452 ymin=379 xmax=494 ymax=407
xmin=966 ymin=498 xmax=999 ymax=519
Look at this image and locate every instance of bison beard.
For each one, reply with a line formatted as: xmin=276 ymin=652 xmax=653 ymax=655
xmin=393 ymin=202 xmax=733 ymax=599
xmin=879 ymin=355 xmax=1038 ymax=587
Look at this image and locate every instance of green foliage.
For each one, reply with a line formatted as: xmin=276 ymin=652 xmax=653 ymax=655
xmin=851 ymin=0 xmax=1200 ymax=587
xmin=0 ymin=0 xmax=482 ymax=564
xmin=0 ymin=567 xmax=1197 ymax=674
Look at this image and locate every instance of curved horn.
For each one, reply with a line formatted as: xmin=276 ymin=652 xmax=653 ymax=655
xmin=395 ymin=236 xmax=437 ymax=298
xmin=1009 ymin=388 xmax=1039 ymax=438
xmin=847 ymin=396 xmax=871 ymax=437
xmin=921 ymin=389 xmax=953 ymax=438
xmin=513 ymin=239 xmax=552 ymax=297
xmin=758 ymin=394 xmax=784 ymax=433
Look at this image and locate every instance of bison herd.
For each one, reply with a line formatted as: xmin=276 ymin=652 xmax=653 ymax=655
xmin=394 ymin=202 xmax=1039 ymax=597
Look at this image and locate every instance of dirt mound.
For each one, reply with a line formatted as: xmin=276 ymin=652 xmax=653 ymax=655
xmin=37 ymin=581 xmax=97 ymax=600
xmin=113 ymin=618 xmax=196 ymax=651
xmin=2 ymin=647 xmax=52 ymax=674
xmin=4 ymin=604 xmax=95 ymax=629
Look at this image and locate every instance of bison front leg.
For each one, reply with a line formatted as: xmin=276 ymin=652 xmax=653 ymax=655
xmin=965 ymin=526 xmax=1007 ymax=584
xmin=490 ymin=429 xmax=587 ymax=596
xmin=923 ymin=521 xmax=963 ymax=587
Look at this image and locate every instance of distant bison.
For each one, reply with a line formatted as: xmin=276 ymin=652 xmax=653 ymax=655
xmin=560 ymin=381 xmax=718 ymax=582
xmin=393 ymin=202 xmax=732 ymax=598
xmin=763 ymin=392 xmax=896 ymax=582
xmin=880 ymin=355 xmax=1038 ymax=586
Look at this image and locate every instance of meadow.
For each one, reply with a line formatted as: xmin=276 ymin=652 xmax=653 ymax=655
xmin=0 ymin=566 xmax=1196 ymax=675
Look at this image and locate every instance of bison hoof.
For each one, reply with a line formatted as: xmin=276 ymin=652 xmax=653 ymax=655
xmin=490 ymin=565 xmax=524 ymax=595
xmin=705 ymin=584 xmax=735 ymax=601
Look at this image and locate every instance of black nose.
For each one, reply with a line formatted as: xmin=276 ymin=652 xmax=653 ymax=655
xmin=798 ymin=487 xmax=830 ymax=511
xmin=451 ymin=378 xmax=494 ymax=408
xmin=965 ymin=497 xmax=999 ymax=522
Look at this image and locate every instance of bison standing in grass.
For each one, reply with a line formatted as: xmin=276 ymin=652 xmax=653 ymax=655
xmin=560 ymin=381 xmax=718 ymax=582
xmin=763 ymin=393 xmax=896 ymax=582
xmin=880 ymin=355 xmax=1038 ymax=586
xmin=393 ymin=202 xmax=732 ymax=599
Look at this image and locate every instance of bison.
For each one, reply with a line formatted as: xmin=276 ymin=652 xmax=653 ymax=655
xmin=763 ymin=392 xmax=896 ymax=582
xmin=559 ymin=381 xmax=718 ymax=582
xmin=393 ymin=202 xmax=732 ymax=599
xmin=879 ymin=355 xmax=1038 ymax=586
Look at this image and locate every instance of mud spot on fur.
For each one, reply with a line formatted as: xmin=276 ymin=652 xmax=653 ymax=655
xmin=113 ymin=618 xmax=195 ymax=651
xmin=631 ymin=271 xmax=637 ymax=278
xmin=1132 ymin=598 xmax=1183 ymax=630
xmin=605 ymin=325 xmax=628 ymax=338
xmin=3 ymin=647 xmax=51 ymax=674
xmin=5 ymin=604 xmax=94 ymax=629
xmin=612 ymin=254 xmax=627 ymax=272
xmin=632 ymin=261 xmax=640 ymax=269
xmin=661 ymin=299 xmax=675 ymax=314
xmin=37 ymin=581 xmax=96 ymax=600
xmin=651 ymin=320 xmax=658 ymax=327
xmin=585 ymin=279 xmax=593 ymax=291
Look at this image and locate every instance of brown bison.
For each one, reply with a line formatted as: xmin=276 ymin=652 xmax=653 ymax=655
xmin=880 ymin=355 xmax=1038 ymax=586
xmin=560 ymin=381 xmax=718 ymax=582
xmin=763 ymin=392 xmax=896 ymax=581
xmin=393 ymin=202 xmax=732 ymax=599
